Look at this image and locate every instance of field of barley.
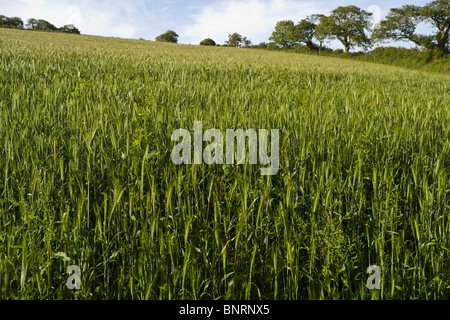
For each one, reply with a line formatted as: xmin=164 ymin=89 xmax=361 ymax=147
xmin=0 ymin=28 xmax=449 ymax=300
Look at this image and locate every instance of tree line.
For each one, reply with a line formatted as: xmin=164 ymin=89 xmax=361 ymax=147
xmin=0 ymin=15 xmax=80 ymax=34
xmin=2 ymin=0 xmax=448 ymax=54
xmin=156 ymin=0 xmax=449 ymax=55
xmin=266 ymin=0 xmax=449 ymax=54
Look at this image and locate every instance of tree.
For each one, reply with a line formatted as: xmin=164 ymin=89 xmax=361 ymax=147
xmin=0 ymin=16 xmax=24 ymax=28
xmin=9 ymin=17 xmax=24 ymax=28
xmin=242 ymin=36 xmax=252 ymax=48
xmin=155 ymin=30 xmax=179 ymax=43
xmin=308 ymin=14 xmax=328 ymax=53
xmin=293 ymin=18 xmax=316 ymax=50
xmin=26 ymin=18 xmax=38 ymax=29
xmin=27 ymin=19 xmax=57 ymax=31
xmin=373 ymin=1 xmax=449 ymax=52
xmin=200 ymin=38 xmax=216 ymax=46
xmin=372 ymin=5 xmax=431 ymax=49
xmin=318 ymin=6 xmax=372 ymax=53
xmin=225 ymin=32 xmax=243 ymax=47
xmin=1 ymin=16 xmax=24 ymax=28
xmin=59 ymin=24 xmax=81 ymax=34
xmin=269 ymin=20 xmax=296 ymax=48
xmin=422 ymin=0 xmax=450 ymax=52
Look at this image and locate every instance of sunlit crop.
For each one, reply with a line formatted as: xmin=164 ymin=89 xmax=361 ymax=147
xmin=0 ymin=28 xmax=449 ymax=300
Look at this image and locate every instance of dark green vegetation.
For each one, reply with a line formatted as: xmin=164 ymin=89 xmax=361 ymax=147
xmin=0 ymin=15 xmax=80 ymax=34
xmin=200 ymin=38 xmax=216 ymax=46
xmin=0 ymin=27 xmax=449 ymax=300
xmin=2 ymin=0 xmax=449 ymax=73
xmin=268 ymin=1 xmax=449 ymax=54
xmin=256 ymin=45 xmax=450 ymax=74
xmin=155 ymin=30 xmax=179 ymax=43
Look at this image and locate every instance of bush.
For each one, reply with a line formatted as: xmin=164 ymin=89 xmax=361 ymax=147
xmin=200 ymin=38 xmax=216 ymax=46
xmin=155 ymin=30 xmax=179 ymax=43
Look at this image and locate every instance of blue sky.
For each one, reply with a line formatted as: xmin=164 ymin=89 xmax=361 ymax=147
xmin=0 ymin=0 xmax=433 ymax=48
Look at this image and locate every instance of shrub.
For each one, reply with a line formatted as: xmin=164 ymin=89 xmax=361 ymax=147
xmin=200 ymin=38 xmax=216 ymax=46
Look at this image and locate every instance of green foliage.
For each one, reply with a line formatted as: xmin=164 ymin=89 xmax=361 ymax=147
xmin=308 ymin=14 xmax=328 ymax=52
xmin=293 ymin=18 xmax=316 ymax=49
xmin=155 ymin=30 xmax=179 ymax=43
xmin=0 ymin=22 xmax=450 ymax=301
xmin=0 ymin=16 xmax=24 ymax=28
xmin=58 ymin=25 xmax=81 ymax=34
xmin=1 ymin=15 xmax=81 ymax=34
xmin=225 ymin=32 xmax=243 ymax=47
xmin=1 ymin=15 xmax=82 ymax=34
xmin=242 ymin=36 xmax=252 ymax=48
xmin=373 ymin=5 xmax=432 ymax=49
xmin=318 ymin=6 xmax=373 ymax=53
xmin=356 ymin=46 xmax=450 ymax=72
xmin=374 ymin=1 xmax=450 ymax=53
xmin=200 ymin=38 xmax=216 ymax=46
xmin=269 ymin=20 xmax=296 ymax=48
xmin=259 ymin=42 xmax=450 ymax=73
xmin=422 ymin=0 xmax=450 ymax=52
xmin=27 ymin=18 xmax=57 ymax=31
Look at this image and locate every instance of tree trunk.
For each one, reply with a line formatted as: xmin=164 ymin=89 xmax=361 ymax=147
xmin=436 ymin=30 xmax=449 ymax=53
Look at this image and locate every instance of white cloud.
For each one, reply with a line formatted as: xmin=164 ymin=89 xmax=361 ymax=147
xmin=180 ymin=0 xmax=331 ymax=45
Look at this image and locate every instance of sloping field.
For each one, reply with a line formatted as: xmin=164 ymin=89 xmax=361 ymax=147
xmin=0 ymin=28 xmax=449 ymax=299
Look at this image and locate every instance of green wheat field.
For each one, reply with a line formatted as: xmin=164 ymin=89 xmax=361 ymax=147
xmin=0 ymin=28 xmax=449 ymax=300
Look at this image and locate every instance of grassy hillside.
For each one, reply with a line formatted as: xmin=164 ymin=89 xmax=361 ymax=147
xmin=0 ymin=28 xmax=449 ymax=300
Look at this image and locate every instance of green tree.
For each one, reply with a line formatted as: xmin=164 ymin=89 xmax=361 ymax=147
xmin=225 ymin=32 xmax=243 ymax=47
xmin=200 ymin=38 xmax=216 ymax=46
xmin=422 ymin=0 xmax=450 ymax=52
xmin=27 ymin=19 xmax=57 ymax=31
xmin=372 ymin=5 xmax=432 ymax=49
xmin=0 ymin=16 xmax=24 ymax=28
xmin=26 ymin=18 xmax=38 ymax=29
xmin=269 ymin=20 xmax=296 ymax=48
xmin=373 ymin=1 xmax=449 ymax=52
xmin=155 ymin=30 xmax=179 ymax=43
xmin=242 ymin=36 xmax=252 ymax=48
xmin=9 ymin=17 xmax=24 ymax=28
xmin=318 ymin=6 xmax=372 ymax=53
xmin=293 ymin=18 xmax=316 ymax=50
xmin=308 ymin=14 xmax=328 ymax=53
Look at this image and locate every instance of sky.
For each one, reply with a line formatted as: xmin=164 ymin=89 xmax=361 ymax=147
xmin=0 ymin=0 xmax=434 ymax=49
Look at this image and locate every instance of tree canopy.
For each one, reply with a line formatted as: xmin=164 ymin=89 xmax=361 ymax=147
xmin=225 ymin=33 xmax=243 ymax=47
xmin=372 ymin=5 xmax=431 ymax=49
xmin=27 ymin=19 xmax=57 ymax=31
xmin=269 ymin=20 xmax=296 ymax=48
xmin=155 ymin=30 xmax=179 ymax=43
xmin=373 ymin=1 xmax=449 ymax=52
xmin=0 ymin=16 xmax=24 ymax=28
xmin=317 ymin=6 xmax=372 ymax=53
xmin=293 ymin=18 xmax=317 ymax=49
xmin=422 ymin=0 xmax=450 ymax=52
xmin=200 ymin=38 xmax=216 ymax=46
xmin=1 ymin=15 xmax=81 ymax=34
xmin=59 ymin=24 xmax=81 ymax=34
